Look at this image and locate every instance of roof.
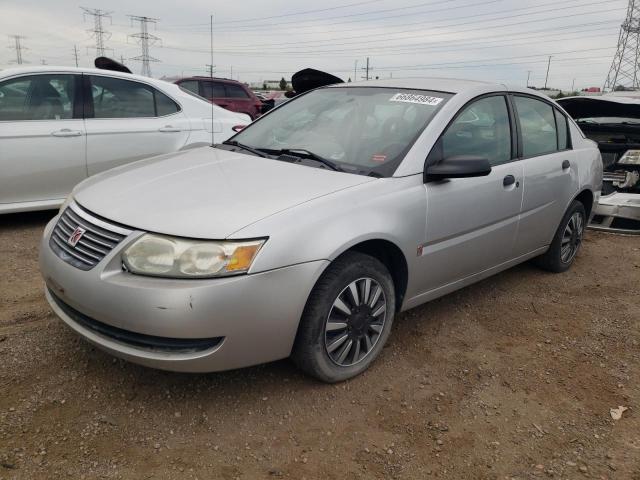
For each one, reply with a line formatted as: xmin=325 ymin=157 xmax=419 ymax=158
xmin=0 ymin=65 xmax=173 ymax=88
xmin=333 ymin=77 xmax=502 ymax=94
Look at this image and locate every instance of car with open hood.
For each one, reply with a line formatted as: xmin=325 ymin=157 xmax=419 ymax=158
xmin=40 ymin=78 xmax=601 ymax=382
xmin=558 ymin=94 xmax=640 ymax=234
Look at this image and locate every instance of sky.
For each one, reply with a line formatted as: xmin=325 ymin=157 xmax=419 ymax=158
xmin=0 ymin=0 xmax=631 ymax=90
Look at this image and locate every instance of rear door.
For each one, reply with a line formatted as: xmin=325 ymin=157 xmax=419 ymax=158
xmin=0 ymin=73 xmax=86 ymax=206
xmin=418 ymin=94 xmax=524 ymax=293
xmin=511 ymin=95 xmax=579 ymax=255
xmin=84 ymin=74 xmax=191 ymax=175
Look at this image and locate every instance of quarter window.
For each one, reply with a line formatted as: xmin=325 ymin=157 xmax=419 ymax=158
xmin=0 ymin=74 xmax=75 ymax=121
xmin=89 ymin=76 xmax=179 ymax=118
xmin=514 ymin=96 xmax=558 ymax=157
xmin=440 ymin=95 xmax=512 ymax=166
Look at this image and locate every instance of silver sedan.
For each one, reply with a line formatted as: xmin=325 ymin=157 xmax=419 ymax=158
xmin=40 ymin=78 xmax=602 ymax=382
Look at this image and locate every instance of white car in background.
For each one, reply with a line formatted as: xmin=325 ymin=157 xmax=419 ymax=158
xmin=0 ymin=66 xmax=250 ymax=214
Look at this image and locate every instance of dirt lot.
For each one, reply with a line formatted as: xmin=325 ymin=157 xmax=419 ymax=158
xmin=1 ymin=211 xmax=639 ymax=480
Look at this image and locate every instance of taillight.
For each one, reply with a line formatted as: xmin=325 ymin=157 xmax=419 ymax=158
xmin=232 ymin=125 xmax=246 ymax=132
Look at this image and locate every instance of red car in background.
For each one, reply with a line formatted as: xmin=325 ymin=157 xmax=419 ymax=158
xmin=175 ymin=77 xmax=263 ymax=119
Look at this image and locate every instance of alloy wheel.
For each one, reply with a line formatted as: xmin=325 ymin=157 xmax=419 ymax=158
xmin=561 ymin=211 xmax=584 ymax=264
xmin=324 ymin=277 xmax=387 ymax=367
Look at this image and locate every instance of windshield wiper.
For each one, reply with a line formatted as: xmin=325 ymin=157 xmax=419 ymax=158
xmin=221 ymin=140 xmax=268 ymax=158
xmin=264 ymin=148 xmax=344 ymax=172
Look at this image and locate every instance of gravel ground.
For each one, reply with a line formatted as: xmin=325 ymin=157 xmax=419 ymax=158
xmin=1 ymin=211 xmax=639 ymax=480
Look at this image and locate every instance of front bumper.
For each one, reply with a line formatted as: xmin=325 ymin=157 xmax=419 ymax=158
xmin=589 ymin=192 xmax=640 ymax=235
xmin=40 ymin=215 xmax=328 ymax=372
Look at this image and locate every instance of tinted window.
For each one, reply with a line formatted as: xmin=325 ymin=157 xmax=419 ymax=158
xmin=89 ymin=76 xmax=179 ymax=118
xmin=179 ymin=80 xmax=199 ymax=95
xmin=440 ymin=96 xmax=512 ymax=166
xmin=555 ymin=109 xmax=569 ymax=150
xmin=155 ymin=90 xmax=180 ymax=116
xmin=514 ymin=96 xmax=558 ymax=157
xmin=91 ymin=76 xmax=155 ymax=118
xmin=225 ymin=84 xmax=250 ymax=98
xmin=0 ymin=74 xmax=75 ymax=121
xmin=201 ymin=81 xmax=226 ymax=98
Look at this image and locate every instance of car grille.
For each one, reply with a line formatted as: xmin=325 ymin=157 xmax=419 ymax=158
xmin=49 ymin=205 xmax=129 ymax=271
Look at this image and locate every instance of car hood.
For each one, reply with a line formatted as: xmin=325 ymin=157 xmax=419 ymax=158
xmin=74 ymin=147 xmax=375 ymax=239
xmin=557 ymin=95 xmax=640 ymax=120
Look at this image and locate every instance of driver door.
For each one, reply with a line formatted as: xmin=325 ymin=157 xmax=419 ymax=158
xmin=416 ymin=94 xmax=524 ymax=294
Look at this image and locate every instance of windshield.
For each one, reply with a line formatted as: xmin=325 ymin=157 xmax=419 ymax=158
xmin=228 ymin=87 xmax=452 ymax=176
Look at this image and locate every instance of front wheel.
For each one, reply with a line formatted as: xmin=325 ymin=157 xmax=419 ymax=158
xmin=292 ymin=251 xmax=395 ymax=383
xmin=535 ymin=200 xmax=586 ymax=273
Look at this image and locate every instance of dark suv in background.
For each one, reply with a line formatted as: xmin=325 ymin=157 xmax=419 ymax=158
xmin=175 ymin=77 xmax=263 ymax=119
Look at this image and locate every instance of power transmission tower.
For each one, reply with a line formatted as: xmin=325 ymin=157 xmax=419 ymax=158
xmin=81 ymin=7 xmax=112 ymax=57
xmin=128 ymin=15 xmax=160 ymax=77
xmin=8 ymin=35 xmax=27 ymax=64
xmin=604 ymin=0 xmax=640 ymax=92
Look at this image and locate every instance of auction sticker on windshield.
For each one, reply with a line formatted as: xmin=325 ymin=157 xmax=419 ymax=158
xmin=390 ymin=93 xmax=444 ymax=106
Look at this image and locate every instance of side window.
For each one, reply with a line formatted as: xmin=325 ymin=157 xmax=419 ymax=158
xmin=440 ymin=95 xmax=512 ymax=166
xmin=178 ymin=80 xmax=199 ymax=95
xmin=225 ymin=84 xmax=250 ymax=98
xmin=155 ymin=90 xmax=180 ymax=116
xmin=201 ymin=81 xmax=226 ymax=98
xmin=0 ymin=74 xmax=75 ymax=121
xmin=555 ymin=109 xmax=570 ymax=150
xmin=514 ymin=96 xmax=558 ymax=157
xmin=90 ymin=76 xmax=155 ymax=118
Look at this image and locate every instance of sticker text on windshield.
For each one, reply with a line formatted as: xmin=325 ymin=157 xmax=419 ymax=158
xmin=389 ymin=93 xmax=444 ymax=106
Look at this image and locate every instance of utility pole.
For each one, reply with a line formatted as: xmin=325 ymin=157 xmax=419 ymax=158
xmin=354 ymin=60 xmax=358 ymax=82
xmin=120 ymin=54 xmax=126 ymax=65
xmin=361 ymin=57 xmax=372 ymax=81
xmin=526 ymin=70 xmax=532 ymax=88
xmin=571 ymin=78 xmax=576 ymax=91
xmin=604 ymin=0 xmax=640 ymax=91
xmin=544 ymin=56 xmax=552 ymax=90
xmin=206 ymin=15 xmax=216 ymax=78
xmin=73 ymin=44 xmax=79 ymax=67
xmin=8 ymin=35 xmax=26 ymax=64
xmin=81 ymin=7 xmax=112 ymax=57
xmin=128 ymin=15 xmax=160 ymax=77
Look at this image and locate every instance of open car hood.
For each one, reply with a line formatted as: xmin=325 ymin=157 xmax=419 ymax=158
xmin=557 ymin=95 xmax=640 ymax=120
xmin=290 ymin=68 xmax=344 ymax=96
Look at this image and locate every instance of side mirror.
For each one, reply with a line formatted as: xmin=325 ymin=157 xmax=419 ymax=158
xmin=425 ymin=156 xmax=492 ymax=181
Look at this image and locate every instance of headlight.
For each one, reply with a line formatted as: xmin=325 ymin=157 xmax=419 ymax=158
xmin=619 ymin=150 xmax=640 ymax=165
xmin=122 ymin=234 xmax=265 ymax=278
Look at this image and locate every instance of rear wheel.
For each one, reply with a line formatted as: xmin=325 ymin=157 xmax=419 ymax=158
xmin=535 ymin=200 xmax=586 ymax=273
xmin=292 ymin=251 xmax=395 ymax=383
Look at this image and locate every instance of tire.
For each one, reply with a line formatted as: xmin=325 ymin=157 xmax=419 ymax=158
xmin=292 ymin=251 xmax=395 ymax=383
xmin=535 ymin=200 xmax=586 ymax=273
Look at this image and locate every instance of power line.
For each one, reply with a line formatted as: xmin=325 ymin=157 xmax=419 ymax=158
xmin=81 ymin=7 xmax=112 ymax=57
xmin=8 ymin=35 xmax=27 ymax=64
xmin=128 ymin=15 xmax=160 ymax=77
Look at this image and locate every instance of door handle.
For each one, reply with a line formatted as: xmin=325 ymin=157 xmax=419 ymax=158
xmin=158 ymin=125 xmax=182 ymax=132
xmin=503 ymin=175 xmax=516 ymax=187
xmin=562 ymin=160 xmax=571 ymax=170
xmin=51 ymin=128 xmax=82 ymax=137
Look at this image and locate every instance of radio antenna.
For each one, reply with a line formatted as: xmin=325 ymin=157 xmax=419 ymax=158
xmin=209 ymin=14 xmax=215 ymax=147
